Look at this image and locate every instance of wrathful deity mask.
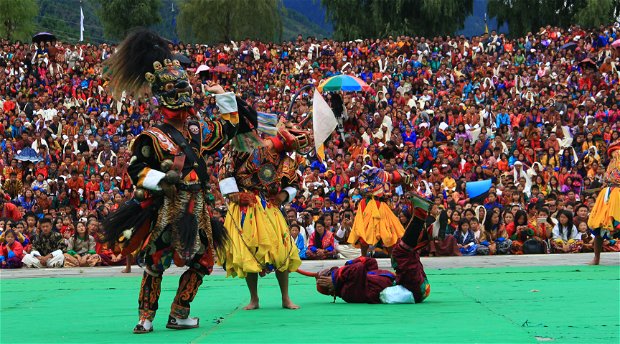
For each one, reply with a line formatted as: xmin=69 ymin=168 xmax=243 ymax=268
xmin=145 ymin=59 xmax=194 ymax=111
xmin=277 ymin=121 xmax=314 ymax=155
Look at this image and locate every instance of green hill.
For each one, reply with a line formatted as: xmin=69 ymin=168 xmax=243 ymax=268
xmin=281 ymin=6 xmax=331 ymax=41
xmin=34 ymin=0 xmax=330 ymax=44
xmin=36 ymin=0 xmax=105 ymax=43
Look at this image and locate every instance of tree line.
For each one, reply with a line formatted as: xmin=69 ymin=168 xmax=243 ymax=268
xmin=1 ymin=0 xmax=618 ymax=43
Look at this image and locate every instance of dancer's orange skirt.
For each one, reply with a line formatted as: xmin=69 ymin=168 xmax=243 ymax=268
xmin=588 ymin=187 xmax=620 ymax=232
xmin=348 ymin=199 xmax=405 ymax=248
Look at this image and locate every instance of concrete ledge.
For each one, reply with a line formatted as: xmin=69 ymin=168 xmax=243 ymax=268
xmin=1 ymin=252 xmax=618 ymax=280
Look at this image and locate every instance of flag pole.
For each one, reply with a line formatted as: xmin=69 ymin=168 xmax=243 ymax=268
xmin=79 ymin=1 xmax=84 ymax=42
xmin=484 ymin=12 xmax=489 ymax=35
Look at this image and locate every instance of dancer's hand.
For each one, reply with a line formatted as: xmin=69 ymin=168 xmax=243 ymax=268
xmin=160 ymin=182 xmax=177 ymax=199
xmin=271 ymin=191 xmax=288 ymax=206
xmin=205 ymin=81 xmax=225 ymax=94
xmin=229 ymin=192 xmax=256 ymax=207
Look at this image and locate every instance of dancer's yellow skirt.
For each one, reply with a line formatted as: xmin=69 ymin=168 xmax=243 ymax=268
xmin=218 ymin=196 xmax=301 ymax=278
xmin=348 ymin=198 xmax=405 ymax=248
xmin=588 ymin=187 xmax=620 ymax=232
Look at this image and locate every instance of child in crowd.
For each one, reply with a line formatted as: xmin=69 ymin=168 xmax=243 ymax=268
xmin=0 ymin=230 xmax=24 ymax=268
xmin=63 ymin=221 xmax=100 ymax=267
xmin=551 ymin=210 xmax=582 ymax=253
xmin=454 ymin=219 xmax=477 ymax=256
xmin=290 ymin=223 xmax=306 ymax=260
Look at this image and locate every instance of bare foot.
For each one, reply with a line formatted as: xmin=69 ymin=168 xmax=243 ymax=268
xmin=243 ymin=300 xmax=259 ymax=310
xmin=122 ymin=266 xmax=132 ymax=273
xmin=282 ymin=298 xmax=300 ymax=310
xmin=588 ymin=258 xmax=600 ymax=265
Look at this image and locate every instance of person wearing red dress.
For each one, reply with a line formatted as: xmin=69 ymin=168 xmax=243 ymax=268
xmin=0 ymin=194 xmax=21 ymax=222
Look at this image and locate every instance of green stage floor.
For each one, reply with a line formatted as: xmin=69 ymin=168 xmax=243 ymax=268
xmin=1 ymin=265 xmax=618 ymax=344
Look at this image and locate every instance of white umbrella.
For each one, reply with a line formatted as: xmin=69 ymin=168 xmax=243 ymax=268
xmin=195 ymin=65 xmax=210 ymax=75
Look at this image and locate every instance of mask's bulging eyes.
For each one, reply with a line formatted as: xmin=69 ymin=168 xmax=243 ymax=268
xmin=165 ymin=83 xmax=175 ymax=91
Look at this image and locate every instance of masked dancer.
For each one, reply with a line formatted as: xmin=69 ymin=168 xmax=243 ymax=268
xmin=348 ymin=166 xmax=413 ymax=257
xmin=300 ymin=196 xmax=432 ymax=304
xmin=588 ymin=139 xmax=620 ymax=265
xmin=102 ymin=30 xmax=255 ymax=333
xmin=217 ymin=119 xmax=313 ymax=310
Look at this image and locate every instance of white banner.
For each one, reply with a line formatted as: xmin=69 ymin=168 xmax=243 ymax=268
xmin=312 ymin=89 xmax=337 ymax=153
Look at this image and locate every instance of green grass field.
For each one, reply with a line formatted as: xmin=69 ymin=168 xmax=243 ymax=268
xmin=1 ymin=265 xmax=618 ymax=343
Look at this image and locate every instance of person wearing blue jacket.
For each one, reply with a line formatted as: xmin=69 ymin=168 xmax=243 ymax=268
xmin=290 ymin=223 xmax=306 ymax=260
xmin=496 ymin=111 xmax=511 ymax=128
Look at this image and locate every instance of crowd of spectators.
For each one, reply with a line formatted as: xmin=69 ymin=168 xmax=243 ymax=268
xmin=0 ymin=22 xmax=619 ymax=268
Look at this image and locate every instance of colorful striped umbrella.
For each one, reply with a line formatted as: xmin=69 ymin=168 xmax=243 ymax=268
xmin=317 ymin=74 xmax=372 ymax=92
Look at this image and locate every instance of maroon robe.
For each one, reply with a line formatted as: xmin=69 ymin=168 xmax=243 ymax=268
xmin=334 ymin=243 xmax=428 ymax=303
xmin=392 ymin=243 xmax=428 ymax=303
xmin=334 ymin=257 xmax=395 ymax=304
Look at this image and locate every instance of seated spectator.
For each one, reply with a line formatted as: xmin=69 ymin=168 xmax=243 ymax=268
xmin=336 ymin=210 xmax=358 ymax=259
xmin=454 ymin=219 xmax=477 ymax=256
xmin=427 ymin=208 xmax=460 ymax=256
xmin=63 ymin=221 xmax=100 ymax=267
xmin=535 ymin=207 xmax=556 ymax=239
xmin=22 ymin=218 xmax=66 ymax=268
xmin=0 ymin=194 xmax=22 ymax=222
xmin=329 ymin=184 xmax=347 ymax=205
xmin=551 ymin=210 xmax=582 ymax=253
xmin=306 ymin=216 xmax=338 ymax=260
xmin=579 ymin=222 xmax=595 ymax=253
xmin=0 ymin=229 xmax=24 ymax=268
xmin=3 ymin=172 xmax=23 ymax=199
xmin=477 ymin=208 xmax=511 ymax=255
xmin=98 ymin=240 xmax=129 ymax=266
xmin=601 ymin=231 xmax=620 ymax=253
xmin=483 ymin=193 xmax=503 ymax=210
xmin=470 ymin=217 xmax=482 ymax=242
xmin=510 ymin=210 xmax=545 ymax=254
xmin=0 ymin=24 xmax=617 ymax=266
xmin=290 ymin=223 xmax=306 ymax=260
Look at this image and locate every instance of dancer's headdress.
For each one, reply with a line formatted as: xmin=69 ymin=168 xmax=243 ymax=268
xmin=607 ymin=139 xmax=620 ymax=156
xmin=104 ymin=29 xmax=193 ymax=120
